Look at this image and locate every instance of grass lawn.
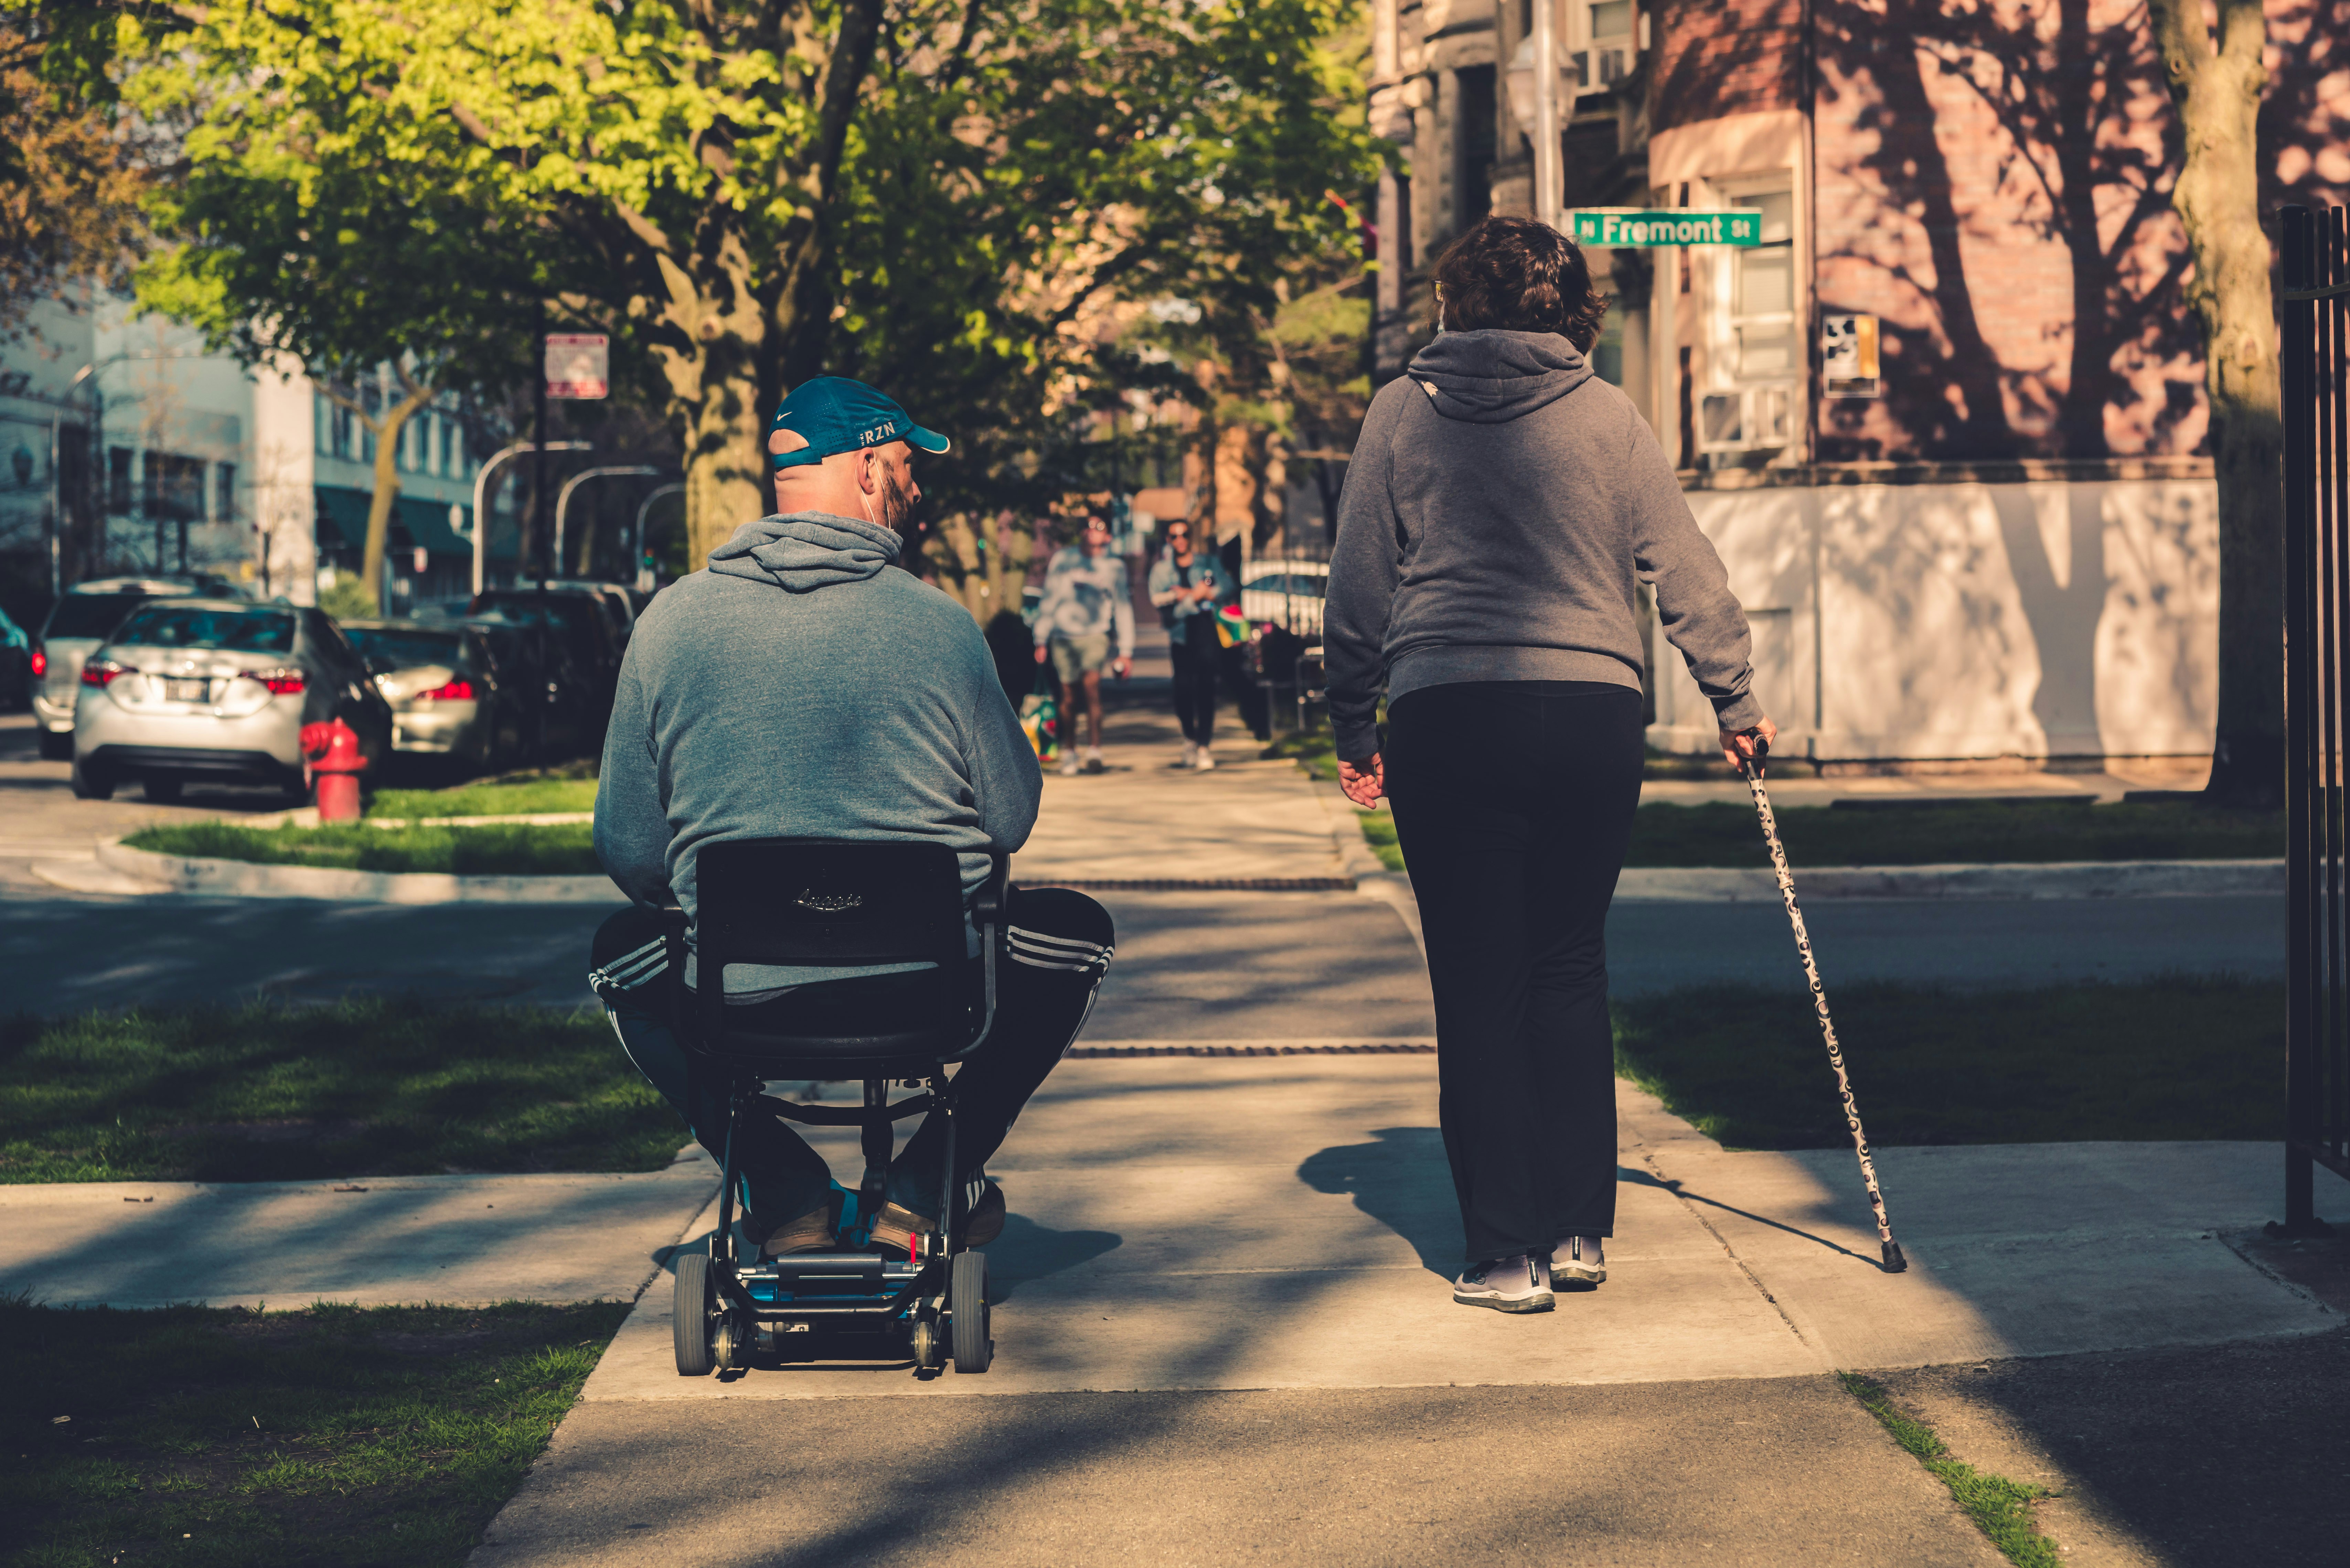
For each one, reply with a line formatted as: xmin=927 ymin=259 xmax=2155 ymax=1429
xmin=0 ymin=1298 xmax=628 ymax=1568
xmin=0 ymin=999 xmax=682 ymax=1184
xmin=364 ymin=776 xmax=598 ymax=821
xmin=1612 ymin=975 xmax=2282 ymax=1149
xmin=120 ymin=820 xmax=601 ymax=877
xmin=1352 ymin=798 xmax=2284 ymax=873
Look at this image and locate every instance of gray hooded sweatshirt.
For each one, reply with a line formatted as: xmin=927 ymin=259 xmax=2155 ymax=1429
xmin=1323 ymin=330 xmax=1762 ymax=760
xmin=594 ymin=511 xmax=1042 ymax=994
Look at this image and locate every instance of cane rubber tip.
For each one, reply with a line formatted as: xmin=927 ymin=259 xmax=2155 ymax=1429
xmin=1882 ymin=1241 xmax=1908 ymax=1273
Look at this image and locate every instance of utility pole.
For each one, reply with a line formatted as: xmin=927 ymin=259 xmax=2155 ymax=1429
xmin=1532 ymin=0 xmax=1561 ymax=229
xmin=532 ymin=301 xmax=549 ymax=580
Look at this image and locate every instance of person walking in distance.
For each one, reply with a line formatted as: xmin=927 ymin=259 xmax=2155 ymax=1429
xmin=1145 ymin=518 xmax=1237 ymax=770
xmin=1033 ymin=516 xmax=1134 ymax=775
xmin=1324 ymin=216 xmax=1774 ymax=1315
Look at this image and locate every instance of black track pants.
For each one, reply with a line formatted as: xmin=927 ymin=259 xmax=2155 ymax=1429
xmin=1169 ymin=636 xmax=1220 ymax=745
xmin=1384 ymin=680 xmax=1646 ymax=1264
xmin=588 ymin=887 xmax=1112 ymax=1230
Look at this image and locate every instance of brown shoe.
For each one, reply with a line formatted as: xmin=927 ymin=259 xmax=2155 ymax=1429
xmin=759 ymin=1205 xmax=837 ymax=1258
xmin=866 ymin=1201 xmax=936 ymax=1255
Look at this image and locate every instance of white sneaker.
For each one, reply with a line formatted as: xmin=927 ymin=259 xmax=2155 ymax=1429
xmin=1551 ymin=1234 xmax=1606 ymax=1286
xmin=1173 ymin=742 xmax=1198 ymax=769
xmin=1082 ymin=746 xmax=1106 ymax=775
xmin=1055 ymin=754 xmax=1081 ymax=776
xmin=1453 ymin=1252 xmax=1553 ymax=1313
xmin=1193 ymin=745 xmax=1215 ymax=771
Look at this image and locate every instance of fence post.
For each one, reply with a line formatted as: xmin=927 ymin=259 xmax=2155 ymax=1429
xmin=2278 ymin=205 xmax=2329 ymax=1236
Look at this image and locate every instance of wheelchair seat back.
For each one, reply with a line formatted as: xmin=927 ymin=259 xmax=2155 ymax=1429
xmin=684 ymin=837 xmax=987 ymax=1072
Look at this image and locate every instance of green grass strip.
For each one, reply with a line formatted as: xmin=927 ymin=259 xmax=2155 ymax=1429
xmin=123 ymin=820 xmax=600 ymax=876
xmin=1612 ymin=976 xmax=2280 ymax=1149
xmin=0 ymin=1298 xmax=627 ymax=1567
xmin=1840 ymin=1373 xmax=2060 ymax=1568
xmin=364 ymin=776 xmax=599 ymax=821
xmin=1352 ymin=798 xmax=2282 ymax=873
xmin=0 ymin=997 xmax=684 ymax=1183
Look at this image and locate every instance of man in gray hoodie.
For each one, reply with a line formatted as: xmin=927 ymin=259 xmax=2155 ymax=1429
xmin=588 ymin=377 xmax=1113 ymax=1259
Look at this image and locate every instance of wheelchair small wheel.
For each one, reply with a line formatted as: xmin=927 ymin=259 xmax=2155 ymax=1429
xmin=950 ymin=1250 xmax=991 ymax=1373
xmin=673 ymin=1253 xmax=717 ymax=1377
xmin=910 ymin=1315 xmax=941 ymax=1373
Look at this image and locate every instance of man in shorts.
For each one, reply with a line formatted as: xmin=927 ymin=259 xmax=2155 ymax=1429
xmin=1031 ymin=516 xmax=1134 ymax=774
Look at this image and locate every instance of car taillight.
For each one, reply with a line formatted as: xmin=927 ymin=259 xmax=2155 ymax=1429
xmin=240 ymin=668 xmax=305 ymax=695
xmin=414 ymin=678 xmax=474 ymax=702
xmin=29 ymin=648 xmax=45 ymax=678
xmin=81 ymin=660 xmax=120 ymax=688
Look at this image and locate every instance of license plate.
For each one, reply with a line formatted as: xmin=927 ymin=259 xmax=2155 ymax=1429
xmin=165 ymin=677 xmax=209 ymax=703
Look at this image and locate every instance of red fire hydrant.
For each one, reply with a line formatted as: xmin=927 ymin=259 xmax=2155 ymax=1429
xmin=300 ymin=718 xmax=369 ymax=822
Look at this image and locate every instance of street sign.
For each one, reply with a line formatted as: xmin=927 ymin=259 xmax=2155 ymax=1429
xmin=544 ymin=334 xmax=609 ymax=400
xmin=1569 ymin=209 xmax=1762 ymax=247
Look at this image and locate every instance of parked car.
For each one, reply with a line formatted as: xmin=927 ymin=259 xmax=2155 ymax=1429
xmin=1239 ymin=559 xmax=1329 ymax=637
xmin=521 ymin=578 xmax=638 ymax=649
xmin=467 ymin=587 xmax=621 ymax=740
xmin=340 ymin=620 xmax=531 ymax=772
xmin=466 ymin=617 xmax=599 ymax=764
xmin=72 ymin=599 xmax=391 ymax=802
xmin=32 ymin=578 xmax=214 ymax=759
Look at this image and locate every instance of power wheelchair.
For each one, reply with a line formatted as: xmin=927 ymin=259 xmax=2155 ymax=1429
xmin=661 ymin=838 xmax=1008 ymax=1377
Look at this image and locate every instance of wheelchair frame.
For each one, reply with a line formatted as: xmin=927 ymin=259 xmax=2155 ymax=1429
xmin=661 ymin=847 xmax=1010 ymax=1378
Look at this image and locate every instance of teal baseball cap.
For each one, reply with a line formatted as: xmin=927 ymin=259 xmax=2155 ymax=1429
xmin=767 ymin=376 xmax=951 ymax=471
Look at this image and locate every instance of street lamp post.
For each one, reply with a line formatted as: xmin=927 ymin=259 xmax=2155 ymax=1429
xmin=552 ymin=465 xmax=668 ymax=577
xmin=1532 ymin=0 xmax=1561 ymax=229
xmin=470 ymin=440 xmax=591 ymax=595
xmin=632 ymin=481 xmax=685 ymax=592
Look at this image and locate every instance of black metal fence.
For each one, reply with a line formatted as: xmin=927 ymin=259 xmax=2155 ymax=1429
xmin=2282 ymin=203 xmax=2350 ymax=1232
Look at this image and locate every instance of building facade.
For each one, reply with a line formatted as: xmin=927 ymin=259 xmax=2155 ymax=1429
xmin=1368 ymin=0 xmax=2350 ymax=768
xmin=0 ymin=293 xmax=504 ymax=626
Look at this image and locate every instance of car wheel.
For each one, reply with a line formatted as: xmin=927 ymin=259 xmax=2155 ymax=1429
xmin=38 ymin=729 xmax=72 ymax=762
xmin=70 ymin=759 xmax=114 ymax=800
xmin=142 ymin=775 xmax=183 ymax=804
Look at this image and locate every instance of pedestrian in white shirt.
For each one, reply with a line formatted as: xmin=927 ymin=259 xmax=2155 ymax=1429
xmin=1032 ymin=516 xmax=1135 ymax=774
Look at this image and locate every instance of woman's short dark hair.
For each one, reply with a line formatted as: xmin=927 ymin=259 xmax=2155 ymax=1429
xmin=1430 ymin=215 xmax=1608 ymax=352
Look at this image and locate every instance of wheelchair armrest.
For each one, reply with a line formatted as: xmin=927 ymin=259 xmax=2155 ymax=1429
xmin=972 ymin=852 xmax=1011 ymax=931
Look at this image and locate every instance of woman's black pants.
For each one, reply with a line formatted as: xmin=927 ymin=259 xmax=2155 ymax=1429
xmin=1168 ymin=635 xmax=1219 ymax=745
xmin=1384 ymin=680 xmax=1646 ymax=1265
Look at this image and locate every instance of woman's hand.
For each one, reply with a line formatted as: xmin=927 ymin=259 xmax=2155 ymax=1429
xmin=1720 ymin=716 xmax=1778 ymax=772
xmin=1338 ymin=752 xmax=1386 ymax=808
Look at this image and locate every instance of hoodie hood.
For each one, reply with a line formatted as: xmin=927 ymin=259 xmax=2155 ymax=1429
xmin=1407 ymin=329 xmax=1593 ymax=424
xmin=707 ymin=511 xmax=902 ymax=593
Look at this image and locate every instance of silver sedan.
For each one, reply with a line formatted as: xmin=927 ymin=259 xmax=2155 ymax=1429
xmin=340 ymin=620 xmax=528 ymax=770
xmin=72 ymin=599 xmax=392 ymax=802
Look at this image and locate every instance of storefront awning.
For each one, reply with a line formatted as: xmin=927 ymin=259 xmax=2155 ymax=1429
xmin=316 ymin=485 xmax=507 ymax=559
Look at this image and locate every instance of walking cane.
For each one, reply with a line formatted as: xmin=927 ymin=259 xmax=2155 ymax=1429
xmin=1738 ymin=735 xmax=1908 ymax=1274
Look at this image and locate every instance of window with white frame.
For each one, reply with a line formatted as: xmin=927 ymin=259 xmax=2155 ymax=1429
xmin=1699 ymin=189 xmax=1798 ymax=459
xmin=1581 ymin=1 xmax=1634 ymax=91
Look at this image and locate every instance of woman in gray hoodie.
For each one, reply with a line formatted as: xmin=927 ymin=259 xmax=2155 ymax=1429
xmin=1324 ymin=215 xmax=1775 ymax=1314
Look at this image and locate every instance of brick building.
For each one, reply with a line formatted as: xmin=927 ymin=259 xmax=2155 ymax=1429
xmin=1367 ymin=0 xmax=2350 ymax=767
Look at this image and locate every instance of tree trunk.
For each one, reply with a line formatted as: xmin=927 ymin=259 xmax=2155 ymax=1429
xmin=2150 ymin=0 xmax=2282 ymax=806
xmin=332 ymin=376 xmax=434 ymax=615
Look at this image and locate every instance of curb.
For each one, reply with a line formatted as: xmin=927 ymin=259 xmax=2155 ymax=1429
xmin=95 ymin=838 xmax=623 ymax=904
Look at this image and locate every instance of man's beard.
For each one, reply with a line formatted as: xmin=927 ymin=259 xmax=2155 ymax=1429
xmin=875 ymin=464 xmax=915 ymax=534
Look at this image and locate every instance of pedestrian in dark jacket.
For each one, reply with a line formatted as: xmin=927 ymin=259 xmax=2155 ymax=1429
xmin=1323 ymin=215 xmax=1775 ymax=1315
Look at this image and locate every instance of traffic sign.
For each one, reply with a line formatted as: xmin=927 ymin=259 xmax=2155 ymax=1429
xmin=1570 ymin=210 xmax=1763 ymax=247
xmin=544 ymin=334 xmax=609 ymax=400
